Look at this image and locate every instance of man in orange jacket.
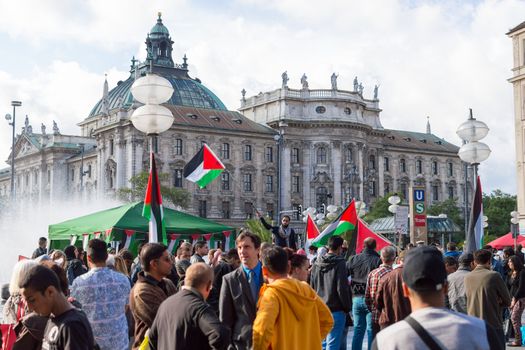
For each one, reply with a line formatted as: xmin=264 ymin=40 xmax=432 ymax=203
xmin=252 ymin=246 xmax=334 ymax=350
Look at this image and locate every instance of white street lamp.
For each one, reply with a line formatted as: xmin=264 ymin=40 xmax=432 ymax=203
xmin=131 ymin=74 xmax=174 ymax=105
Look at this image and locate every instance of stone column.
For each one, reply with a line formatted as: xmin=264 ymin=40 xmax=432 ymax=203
xmin=115 ymin=138 xmax=126 ymax=189
xmin=358 ymin=143 xmax=364 ymax=200
xmin=281 ymin=142 xmax=291 ymax=211
xmin=378 ymin=150 xmax=384 ymax=197
xmin=97 ymin=138 xmax=106 ymax=198
xmin=302 ymin=141 xmax=312 ymax=207
xmin=232 ymin=145 xmax=244 ymax=219
xmin=331 ymin=140 xmax=342 ymax=206
xmin=134 ymin=139 xmax=144 ymax=176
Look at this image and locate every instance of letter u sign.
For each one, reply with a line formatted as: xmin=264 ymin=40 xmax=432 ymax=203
xmin=414 ymin=189 xmax=425 ymax=202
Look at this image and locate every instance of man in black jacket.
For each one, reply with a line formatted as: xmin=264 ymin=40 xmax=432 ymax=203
xmin=347 ymin=237 xmax=381 ymax=350
xmin=256 ymin=212 xmax=297 ymax=249
xmin=149 ymin=263 xmax=230 ymax=350
xmin=310 ymin=236 xmax=351 ymax=350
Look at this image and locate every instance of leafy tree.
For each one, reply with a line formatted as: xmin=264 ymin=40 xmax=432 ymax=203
xmin=117 ymin=171 xmax=190 ymax=209
xmin=244 ymin=217 xmax=273 ymax=243
xmin=427 ymin=198 xmax=464 ymax=229
xmin=482 ymin=190 xmax=517 ymax=238
xmin=363 ymin=193 xmax=402 ymax=223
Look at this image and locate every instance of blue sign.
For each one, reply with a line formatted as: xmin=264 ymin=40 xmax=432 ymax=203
xmin=414 ymin=189 xmax=425 ymax=202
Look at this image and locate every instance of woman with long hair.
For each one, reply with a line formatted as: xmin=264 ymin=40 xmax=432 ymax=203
xmin=3 ymin=259 xmax=38 ymax=324
xmin=507 ymin=255 xmax=525 ymax=347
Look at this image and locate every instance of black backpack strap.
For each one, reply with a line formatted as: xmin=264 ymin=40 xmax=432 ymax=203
xmin=405 ymin=316 xmax=444 ymax=350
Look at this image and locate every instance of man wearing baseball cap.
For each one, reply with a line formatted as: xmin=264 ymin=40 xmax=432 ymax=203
xmin=372 ymin=247 xmax=503 ymax=350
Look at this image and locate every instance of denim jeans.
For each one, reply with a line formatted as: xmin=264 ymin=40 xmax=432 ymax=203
xmin=352 ymin=296 xmax=372 ymax=350
xmin=323 ymin=311 xmax=346 ymax=350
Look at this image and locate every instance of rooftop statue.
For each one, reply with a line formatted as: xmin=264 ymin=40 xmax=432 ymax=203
xmin=353 ymin=76 xmax=358 ymax=92
xmin=301 ymin=74 xmax=308 ymax=89
xmin=281 ymin=71 xmax=289 ymax=88
xmin=374 ymin=85 xmax=379 ymax=100
xmin=331 ymin=73 xmax=338 ymax=90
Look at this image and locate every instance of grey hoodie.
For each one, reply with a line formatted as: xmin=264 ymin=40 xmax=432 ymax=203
xmin=310 ymin=253 xmax=352 ymax=313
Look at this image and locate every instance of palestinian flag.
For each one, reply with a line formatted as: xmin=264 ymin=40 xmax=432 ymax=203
xmin=355 ymin=218 xmax=392 ymax=253
xmin=312 ymin=200 xmax=357 ymax=247
xmin=465 ymin=176 xmax=483 ymax=253
xmin=143 ymin=152 xmax=166 ymax=244
xmin=183 ymin=144 xmax=225 ymax=188
xmin=304 ymin=213 xmax=320 ymax=251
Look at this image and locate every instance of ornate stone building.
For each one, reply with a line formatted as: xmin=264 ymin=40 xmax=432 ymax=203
xmin=1 ymin=15 xmax=469 ymax=226
xmin=508 ymin=20 xmax=525 ymax=223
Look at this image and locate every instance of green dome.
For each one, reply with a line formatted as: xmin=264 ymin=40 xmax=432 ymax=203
xmin=150 ymin=13 xmax=169 ymax=38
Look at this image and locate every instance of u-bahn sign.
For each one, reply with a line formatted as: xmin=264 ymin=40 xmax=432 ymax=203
xmin=410 ymin=186 xmax=427 ymax=244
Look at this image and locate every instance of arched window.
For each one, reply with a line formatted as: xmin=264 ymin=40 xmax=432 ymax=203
xmin=416 ymin=160 xmax=422 ymax=174
xmin=317 ymin=147 xmax=327 ymax=164
xmin=369 ymin=155 xmax=376 ymax=170
xmin=400 ymin=159 xmax=406 ymax=173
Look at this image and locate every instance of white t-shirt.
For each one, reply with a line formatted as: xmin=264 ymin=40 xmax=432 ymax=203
xmin=373 ymin=307 xmax=492 ymax=350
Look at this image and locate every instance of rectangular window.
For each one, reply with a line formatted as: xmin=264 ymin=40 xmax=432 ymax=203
xmin=448 ymin=186 xmax=454 ymax=199
xmin=346 ymin=148 xmax=352 ymax=163
xmin=266 ymin=203 xmax=274 ymax=219
xmin=432 ymin=161 xmax=438 ymax=175
xmin=244 ymin=145 xmax=252 ymax=161
xmin=416 ymin=160 xmax=422 ymax=174
xmin=199 ymin=200 xmax=207 ymax=218
xmin=265 ymin=147 xmax=273 ymax=163
xmin=265 ymin=175 xmax=274 ymax=192
xmin=173 ymin=169 xmax=183 ymax=188
xmin=174 ymin=138 xmax=183 ymax=155
xmin=448 ymin=162 xmax=453 ymax=177
xmin=433 ymin=185 xmax=439 ymax=201
xmin=222 ymin=201 xmax=230 ymax=219
xmin=292 ymin=176 xmax=300 ymax=193
xmin=384 ymin=157 xmax=389 ymax=172
xmin=71 ymin=169 xmax=75 ymax=182
xmin=371 ymin=181 xmax=376 ymax=197
xmin=221 ymin=143 xmax=230 ymax=160
xmin=221 ymin=172 xmax=230 ymax=191
xmin=47 ymin=170 xmax=51 ymax=184
xmin=243 ymin=174 xmax=252 ymax=192
xmin=244 ymin=202 xmax=253 ymax=219
xmin=401 ymin=183 xmax=407 ymax=200
xmin=384 ymin=182 xmax=390 ymax=195
xmin=400 ymin=159 xmax=406 ymax=173
xmin=88 ymin=165 xmax=92 ymax=178
xmin=109 ymin=140 xmax=114 ymax=156
xmin=292 ymin=204 xmax=301 ymax=220
xmin=292 ymin=148 xmax=300 ymax=164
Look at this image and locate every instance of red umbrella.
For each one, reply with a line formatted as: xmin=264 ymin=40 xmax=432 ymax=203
xmin=485 ymin=233 xmax=525 ymax=250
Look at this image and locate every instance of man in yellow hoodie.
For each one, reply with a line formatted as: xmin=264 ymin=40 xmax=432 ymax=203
xmin=252 ymin=246 xmax=334 ymax=350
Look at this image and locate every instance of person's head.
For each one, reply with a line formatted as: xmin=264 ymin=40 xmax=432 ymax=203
xmin=308 ymin=245 xmax=318 ymax=255
xmin=184 ymin=263 xmax=214 ymax=300
xmin=113 ymin=255 xmax=129 ymax=276
xmin=473 ymin=249 xmax=492 ymax=267
xmin=194 ymin=241 xmax=209 ymax=257
xmin=38 ymin=237 xmax=47 ymax=248
xmin=518 ymin=244 xmax=523 ymax=253
xmin=289 ymin=253 xmax=309 ymax=282
xmin=63 ymin=245 xmax=77 ymax=261
xmin=236 ymin=230 xmax=261 ymax=269
xmin=259 ymin=242 xmax=272 ymax=262
xmin=402 ymin=246 xmax=448 ymax=308
xmin=503 ymin=247 xmax=515 ymax=259
xmin=50 ymin=250 xmax=67 ymax=269
xmin=9 ymin=259 xmax=39 ymax=296
xmin=396 ymin=250 xmax=407 ymax=265
xmin=118 ymin=249 xmax=134 ymax=273
xmin=18 ymin=265 xmax=66 ymax=316
xmin=225 ymin=248 xmax=240 ymax=268
xmin=176 ymin=259 xmax=191 ymax=278
xmin=446 ymin=242 xmax=457 ymax=252
xmin=407 ymin=243 xmax=415 ymax=250
xmin=328 ymin=236 xmax=344 ymax=255
xmin=363 ymin=238 xmax=377 ymax=251
xmin=177 ymin=245 xmax=191 ymax=261
xmin=508 ymin=255 xmax=524 ymax=273
xmin=141 ymin=243 xmax=172 ymax=279
xmin=87 ymin=239 xmax=108 ymax=267
xmin=443 ymin=256 xmax=459 ymax=275
xmin=261 ymin=246 xmax=289 ymax=281
xmin=458 ymin=253 xmax=474 ymax=270
xmin=208 ymin=248 xmax=217 ymax=261
xmin=40 ymin=260 xmax=69 ymax=297
xmin=281 ymin=215 xmax=291 ymax=227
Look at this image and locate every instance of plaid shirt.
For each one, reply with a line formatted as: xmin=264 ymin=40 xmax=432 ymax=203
xmin=365 ymin=264 xmax=393 ymax=323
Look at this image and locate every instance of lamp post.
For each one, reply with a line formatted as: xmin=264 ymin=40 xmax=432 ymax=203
xmin=345 ymin=164 xmax=358 ymax=204
xmin=511 ymin=211 xmax=520 ymax=251
xmin=130 ymin=73 xmax=174 ymax=159
xmin=388 ymin=193 xmax=401 ymax=245
xmin=456 ymin=108 xmax=490 ymax=238
xmin=274 ymin=120 xmax=287 ymax=222
xmin=5 ymin=100 xmax=22 ymax=200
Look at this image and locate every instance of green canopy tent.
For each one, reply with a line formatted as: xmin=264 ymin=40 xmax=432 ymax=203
xmin=48 ymin=202 xmax=236 ymax=254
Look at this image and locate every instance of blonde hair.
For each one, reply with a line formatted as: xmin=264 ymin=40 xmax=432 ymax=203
xmin=9 ymin=259 xmax=39 ymax=295
xmin=114 ymin=255 xmax=129 ymax=276
xmin=50 ymin=250 xmax=67 ymax=269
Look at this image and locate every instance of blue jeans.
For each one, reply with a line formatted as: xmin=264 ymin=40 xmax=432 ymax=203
xmin=323 ymin=311 xmax=346 ymax=350
xmin=352 ymin=296 xmax=372 ymax=350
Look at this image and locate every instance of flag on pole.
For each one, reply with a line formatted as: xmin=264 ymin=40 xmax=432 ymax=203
xmin=355 ymin=218 xmax=392 ymax=253
xmin=312 ymin=200 xmax=357 ymax=247
xmin=304 ymin=214 xmax=320 ymax=251
xmin=465 ymin=175 xmax=483 ymax=253
xmin=183 ymin=144 xmax=225 ymax=188
xmin=143 ymin=152 xmax=166 ymax=244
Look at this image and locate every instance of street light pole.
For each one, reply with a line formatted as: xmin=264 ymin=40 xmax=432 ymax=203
xmin=5 ymin=101 xmax=22 ymax=200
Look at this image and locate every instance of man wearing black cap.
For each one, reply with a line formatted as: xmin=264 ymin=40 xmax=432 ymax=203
xmin=372 ymin=247 xmax=503 ymax=350
xmin=447 ymin=253 xmax=474 ymax=314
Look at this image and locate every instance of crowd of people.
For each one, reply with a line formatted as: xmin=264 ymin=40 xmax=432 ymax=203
xmin=1 ymin=225 xmax=524 ymax=349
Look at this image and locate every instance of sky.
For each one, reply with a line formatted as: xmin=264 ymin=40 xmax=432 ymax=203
xmin=0 ymin=0 xmax=524 ymax=195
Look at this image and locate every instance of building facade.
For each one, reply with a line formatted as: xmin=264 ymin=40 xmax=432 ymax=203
xmin=508 ymin=20 xmax=525 ymax=223
xmin=1 ymin=15 xmax=469 ymax=226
